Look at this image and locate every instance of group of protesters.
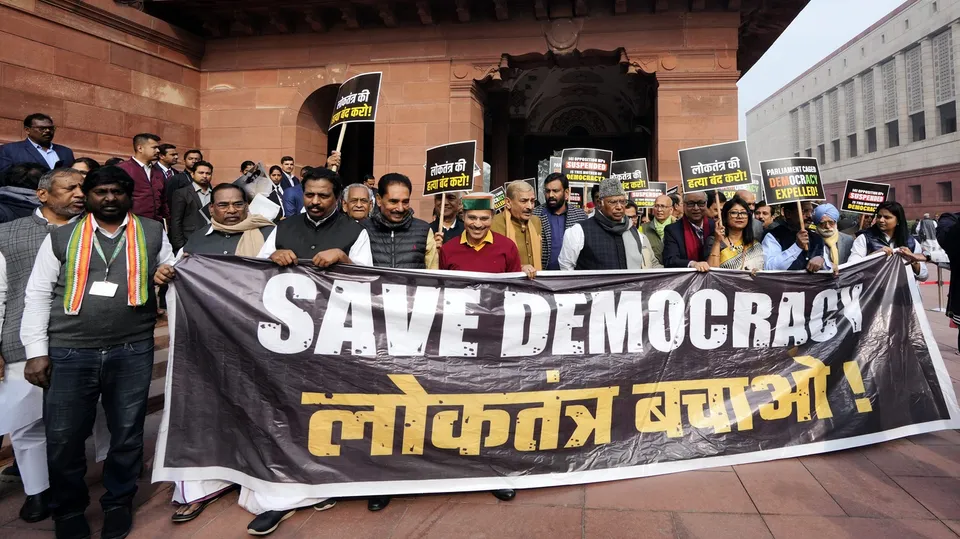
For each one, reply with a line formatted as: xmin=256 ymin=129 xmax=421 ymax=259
xmin=0 ymin=111 xmax=950 ymax=539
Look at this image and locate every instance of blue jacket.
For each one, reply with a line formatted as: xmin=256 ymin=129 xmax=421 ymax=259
xmin=0 ymin=139 xmax=75 ymax=175
xmin=282 ymin=184 xmax=303 ymax=216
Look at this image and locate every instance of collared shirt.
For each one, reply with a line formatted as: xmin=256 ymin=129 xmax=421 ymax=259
xmin=157 ymin=163 xmax=174 ymax=179
xmin=19 ymin=214 xmax=175 ymax=358
xmin=256 ymin=211 xmax=373 ymax=266
xmin=849 ymin=232 xmax=928 ymax=281
xmin=460 ymin=230 xmax=494 ymax=252
xmin=29 ymin=138 xmax=59 ymax=170
xmin=0 ymin=209 xmax=80 ymax=343
xmin=761 ymin=231 xmax=802 ymax=270
xmin=193 ymin=182 xmax=211 ymax=208
xmin=132 ymin=157 xmax=153 ymax=183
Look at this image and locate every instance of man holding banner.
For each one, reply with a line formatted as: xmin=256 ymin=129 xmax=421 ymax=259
xmin=558 ymin=178 xmax=659 ymax=271
xmin=491 ymin=181 xmax=543 ymax=272
xmin=439 ymin=193 xmax=529 ymax=283
xmin=641 ymin=194 xmax=674 ymax=265
xmin=811 ymin=203 xmax=853 ymax=274
xmin=532 ymin=173 xmax=588 ymax=271
xmin=761 ymin=202 xmax=825 ymax=272
xmin=662 ymin=192 xmax=714 ymax=271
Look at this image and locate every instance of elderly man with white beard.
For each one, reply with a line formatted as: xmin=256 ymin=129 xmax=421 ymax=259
xmin=811 ymin=203 xmax=854 ymax=275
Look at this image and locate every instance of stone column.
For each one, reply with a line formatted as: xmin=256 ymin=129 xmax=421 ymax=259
xmin=894 ymin=51 xmax=909 ymax=148
xmin=871 ymin=64 xmax=883 ymax=152
xmin=839 ymin=85 xmax=850 ymax=160
xmin=953 ymin=23 xmax=960 ymax=111
xmin=921 ymin=37 xmax=937 ymax=138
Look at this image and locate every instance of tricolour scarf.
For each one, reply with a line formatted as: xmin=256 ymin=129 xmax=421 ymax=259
xmin=681 ymin=217 xmax=712 ymax=263
xmin=211 ymin=214 xmax=276 ymax=257
xmin=64 ymin=213 xmax=148 ymax=315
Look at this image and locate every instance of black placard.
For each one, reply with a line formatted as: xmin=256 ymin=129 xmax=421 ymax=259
xmin=841 ymin=180 xmax=890 ymax=215
xmin=491 ymin=186 xmax=506 ymax=213
xmin=629 ymin=181 xmax=668 ymax=208
xmin=758 ymin=157 xmax=826 ymax=205
xmin=329 ymin=72 xmax=382 ymax=129
xmin=612 ymin=158 xmax=649 ymax=192
xmin=679 ymin=141 xmax=753 ymax=193
xmin=423 ymin=141 xmax=476 ymax=196
xmin=569 ymin=184 xmax=585 ymax=208
xmin=561 ymin=148 xmax=613 ymax=184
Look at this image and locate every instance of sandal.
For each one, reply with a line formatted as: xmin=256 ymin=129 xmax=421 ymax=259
xmin=171 ymin=485 xmax=237 ymax=523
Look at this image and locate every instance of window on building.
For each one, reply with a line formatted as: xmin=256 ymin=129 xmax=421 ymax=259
xmin=794 ymin=152 xmax=800 ymax=157
xmin=790 ymin=109 xmax=800 ymax=154
xmin=832 ymin=140 xmax=841 ymax=161
xmin=818 ymin=145 xmax=826 ymax=164
xmin=934 ymin=1 xmax=939 ymax=13
xmin=881 ymin=34 xmax=886 ymax=44
xmin=887 ymin=120 xmax=900 ymax=148
xmin=831 ymin=193 xmax=839 ymax=206
xmin=862 ymin=70 xmax=876 ymax=130
xmin=866 ymin=127 xmax=878 ymax=152
xmin=905 ymin=19 xmax=909 ymax=30
xmin=910 ymin=185 xmax=922 ymax=204
xmin=848 ymin=134 xmax=858 ymax=157
xmin=938 ymin=181 xmax=953 ymax=202
xmin=805 ymin=148 xmax=813 ymax=157
xmin=910 ymin=112 xmax=926 ymax=142
xmin=939 ymin=102 xmax=957 ymax=134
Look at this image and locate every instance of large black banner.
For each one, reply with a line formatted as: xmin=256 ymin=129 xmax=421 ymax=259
xmin=155 ymin=256 xmax=959 ymax=497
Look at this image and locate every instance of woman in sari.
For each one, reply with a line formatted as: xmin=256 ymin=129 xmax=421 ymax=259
xmin=708 ymin=195 xmax=766 ymax=271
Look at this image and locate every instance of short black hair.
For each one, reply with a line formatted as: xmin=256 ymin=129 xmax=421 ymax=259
xmin=193 ymin=160 xmax=214 ymax=173
xmin=73 ymin=157 xmax=100 ymax=173
xmin=280 ymin=155 xmax=295 ymax=164
xmin=132 ymin=133 xmax=160 ymax=151
xmin=82 ymin=166 xmax=134 ymax=196
xmin=240 ymin=160 xmax=255 ymax=172
xmin=184 ymin=149 xmax=203 ymax=160
xmin=669 ymin=193 xmax=681 ymax=207
xmin=626 ymin=200 xmax=638 ymax=210
xmin=755 ymin=201 xmax=769 ymax=211
xmin=301 ymin=166 xmax=315 ymax=176
xmin=211 ymin=182 xmax=249 ymax=204
xmin=364 ymin=174 xmax=376 ymax=181
xmin=543 ymin=172 xmax=569 ymax=190
xmin=707 ymin=190 xmax=727 ymax=208
xmin=302 ymin=167 xmax=343 ymax=197
xmin=23 ymin=113 xmax=53 ymax=128
xmin=377 ymin=173 xmax=412 ymax=197
xmin=3 ymin=163 xmax=46 ymax=189
xmin=157 ymin=143 xmax=177 ymax=156
xmin=103 ymin=157 xmax=124 ymax=167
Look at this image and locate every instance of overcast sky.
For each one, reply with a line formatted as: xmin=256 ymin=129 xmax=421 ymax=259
xmin=738 ymin=0 xmax=908 ymax=138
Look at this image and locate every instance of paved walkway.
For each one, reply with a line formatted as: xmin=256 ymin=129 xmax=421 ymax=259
xmin=2 ymin=265 xmax=960 ymax=539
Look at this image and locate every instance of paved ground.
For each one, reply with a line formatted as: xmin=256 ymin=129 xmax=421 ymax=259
xmin=3 ymin=265 xmax=960 ymax=539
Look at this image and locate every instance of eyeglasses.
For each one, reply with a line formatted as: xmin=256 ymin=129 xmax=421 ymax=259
xmin=653 ymin=204 xmax=671 ymax=210
xmin=30 ymin=125 xmax=55 ymax=132
xmin=685 ymin=201 xmax=707 ymax=208
xmin=728 ymin=211 xmax=749 ymax=218
xmin=214 ymin=202 xmax=246 ymax=210
xmin=818 ymin=220 xmax=837 ymax=227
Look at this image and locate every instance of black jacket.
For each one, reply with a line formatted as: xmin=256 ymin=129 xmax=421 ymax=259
xmin=363 ymin=211 xmax=432 ymax=269
xmin=169 ymin=185 xmax=210 ymax=252
xmin=662 ymin=218 xmax=715 ymax=268
xmin=938 ymin=213 xmax=960 ymax=318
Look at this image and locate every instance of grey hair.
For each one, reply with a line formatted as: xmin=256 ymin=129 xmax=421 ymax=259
xmin=38 ymin=167 xmax=82 ymax=191
xmin=341 ymin=183 xmax=373 ymax=204
xmin=505 ymin=180 xmax=534 ymax=199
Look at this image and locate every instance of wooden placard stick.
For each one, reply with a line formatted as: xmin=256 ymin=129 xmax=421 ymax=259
xmin=329 ymin=124 xmax=347 ymax=172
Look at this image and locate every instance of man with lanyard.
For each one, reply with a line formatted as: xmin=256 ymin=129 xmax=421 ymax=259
xmin=761 ymin=201 xmax=825 ymax=272
xmin=0 ymin=168 xmax=85 ymax=524
xmin=20 ymin=166 xmax=175 ymax=539
xmin=430 ymin=192 xmax=465 ymax=244
xmin=641 ymin=194 xmax=674 ymax=266
xmin=492 ymin=181 xmax=543 ymax=272
xmin=662 ymin=191 xmax=714 ymax=271
xmin=558 ymin=178 xmax=660 ymax=271
xmin=532 ymin=172 xmax=588 ymax=270
xmin=165 ymin=183 xmax=275 ymax=525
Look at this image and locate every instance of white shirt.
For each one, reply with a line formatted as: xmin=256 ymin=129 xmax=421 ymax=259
xmin=256 ymin=215 xmax=373 ymax=267
xmin=29 ymin=138 xmax=59 ymax=170
xmin=19 ymin=214 xmax=175 ymax=358
xmin=157 ymin=163 xmax=174 ymax=179
xmin=849 ymin=232 xmax=928 ymax=281
xmin=762 ymin=232 xmax=803 ymax=270
xmin=0 ymin=209 xmax=80 ymax=347
xmin=132 ymin=157 xmax=153 ymax=182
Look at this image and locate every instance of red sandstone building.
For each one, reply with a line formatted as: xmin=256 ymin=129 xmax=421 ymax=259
xmin=0 ymin=0 xmax=805 ymax=213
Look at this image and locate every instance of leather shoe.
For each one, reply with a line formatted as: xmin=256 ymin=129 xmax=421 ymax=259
xmin=247 ymin=510 xmax=295 ymax=536
xmin=20 ymin=489 xmax=51 ymax=523
xmin=492 ymin=489 xmax=516 ymax=501
xmin=54 ymin=513 xmax=91 ymax=539
xmin=367 ymin=496 xmax=391 ymax=511
xmin=101 ymin=505 xmax=133 ymax=539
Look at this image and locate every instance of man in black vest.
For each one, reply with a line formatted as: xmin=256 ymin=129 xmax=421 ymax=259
xmin=558 ymin=178 xmax=660 ymax=270
xmin=362 ymin=173 xmax=437 ymax=271
xmin=258 ymin=167 xmax=372 ymax=267
xmin=20 ymin=166 xmax=175 ymax=539
xmin=761 ymin=201 xmax=825 ymax=272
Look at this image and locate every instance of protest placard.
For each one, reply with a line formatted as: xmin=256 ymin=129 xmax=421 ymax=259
xmin=841 ymin=179 xmax=889 ymax=215
xmin=550 ymin=156 xmax=562 ymax=174
xmin=491 ymin=186 xmax=506 ymax=213
xmin=679 ymin=141 xmax=753 ymax=193
xmin=612 ymin=158 xmax=649 ymax=192
xmin=719 ymin=174 xmax=761 ymax=201
xmin=423 ymin=141 xmax=476 ymax=197
xmin=758 ymin=157 xmax=826 ymax=205
xmin=329 ymin=72 xmax=381 ymax=130
xmin=561 ymin=148 xmax=613 ymax=184
xmin=569 ymin=184 xmax=585 ymax=208
xmin=629 ymin=181 xmax=667 ymax=208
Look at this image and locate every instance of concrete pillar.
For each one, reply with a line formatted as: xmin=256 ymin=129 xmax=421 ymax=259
xmin=921 ymin=37 xmax=937 ymax=139
xmin=839 ymin=85 xmax=849 ymax=160
xmin=953 ymin=22 xmax=960 ymax=109
xmin=872 ymin=64 xmax=883 ymax=152
xmin=894 ymin=51 xmax=909 ymax=148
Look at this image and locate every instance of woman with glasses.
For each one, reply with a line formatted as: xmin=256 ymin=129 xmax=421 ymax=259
xmin=707 ymin=195 xmax=765 ymax=271
xmin=848 ymin=200 xmax=927 ymax=280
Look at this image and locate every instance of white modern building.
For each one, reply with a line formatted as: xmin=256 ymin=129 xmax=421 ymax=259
xmin=746 ymin=0 xmax=960 ymax=218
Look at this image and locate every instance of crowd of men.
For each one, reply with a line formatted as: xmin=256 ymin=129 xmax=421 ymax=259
xmin=0 ymin=111 xmax=949 ymax=539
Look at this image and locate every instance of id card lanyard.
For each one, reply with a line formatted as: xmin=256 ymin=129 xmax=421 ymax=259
xmin=92 ymin=233 xmax=126 ymax=282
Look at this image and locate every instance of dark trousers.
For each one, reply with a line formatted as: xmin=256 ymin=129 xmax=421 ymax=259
xmin=44 ymin=338 xmax=154 ymax=519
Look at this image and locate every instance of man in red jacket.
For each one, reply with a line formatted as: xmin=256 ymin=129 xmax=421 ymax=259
xmin=115 ymin=133 xmax=167 ymax=222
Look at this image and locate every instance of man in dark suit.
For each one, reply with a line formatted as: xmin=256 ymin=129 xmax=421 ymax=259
xmin=279 ymin=155 xmax=299 ymax=189
xmin=0 ymin=113 xmax=75 ymax=175
xmin=116 ymin=133 xmax=167 ymax=221
xmin=662 ymin=191 xmax=715 ymax=271
xmin=164 ymin=149 xmax=202 ymax=212
xmin=169 ymin=160 xmax=214 ymax=252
